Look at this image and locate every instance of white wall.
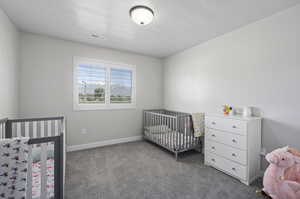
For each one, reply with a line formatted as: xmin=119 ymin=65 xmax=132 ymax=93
xmin=0 ymin=8 xmax=19 ymax=118
xmin=20 ymin=33 xmax=163 ymax=147
xmin=164 ymin=4 xmax=300 ymax=165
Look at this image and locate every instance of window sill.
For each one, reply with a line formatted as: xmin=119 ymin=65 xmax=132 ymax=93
xmin=73 ymin=104 xmax=137 ymax=111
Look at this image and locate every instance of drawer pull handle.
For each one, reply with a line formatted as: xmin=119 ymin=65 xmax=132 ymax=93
xmin=212 ymin=122 xmax=216 ymax=125
xmin=232 ymin=125 xmax=237 ymax=128
xmin=211 ymin=158 xmax=215 ymax=162
xmin=232 ymin=167 xmax=236 ymax=171
xmin=232 ymin=153 xmax=236 ymax=157
xmin=212 ymin=134 xmax=216 ymax=137
xmin=211 ymin=146 xmax=215 ymax=150
xmin=232 ymin=139 xmax=237 ymax=143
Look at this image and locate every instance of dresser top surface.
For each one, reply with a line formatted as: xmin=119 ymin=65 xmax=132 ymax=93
xmin=206 ymin=113 xmax=262 ymax=121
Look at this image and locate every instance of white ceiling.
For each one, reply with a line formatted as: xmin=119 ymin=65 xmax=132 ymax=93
xmin=1 ymin=0 xmax=299 ymax=58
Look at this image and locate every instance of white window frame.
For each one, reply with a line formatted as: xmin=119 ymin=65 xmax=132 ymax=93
xmin=73 ymin=57 xmax=136 ymax=111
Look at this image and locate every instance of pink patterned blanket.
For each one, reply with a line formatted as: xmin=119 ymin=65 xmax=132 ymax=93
xmin=32 ymin=159 xmax=54 ymax=199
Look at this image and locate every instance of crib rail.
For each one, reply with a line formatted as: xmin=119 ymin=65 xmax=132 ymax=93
xmin=145 ymin=109 xmax=190 ymax=117
xmin=1 ymin=116 xmax=65 ymax=199
xmin=6 ymin=116 xmax=65 ymax=139
xmin=144 ymin=110 xmax=178 ymax=148
xmin=0 ymin=118 xmax=7 ymax=139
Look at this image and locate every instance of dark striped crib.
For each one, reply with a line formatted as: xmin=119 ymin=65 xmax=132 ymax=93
xmin=0 ymin=116 xmax=65 ymax=199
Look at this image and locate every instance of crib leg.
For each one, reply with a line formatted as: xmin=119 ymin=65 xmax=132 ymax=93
xmin=175 ymin=152 xmax=178 ymax=161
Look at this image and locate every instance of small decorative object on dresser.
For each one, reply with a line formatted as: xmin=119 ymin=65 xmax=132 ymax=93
xmin=243 ymin=107 xmax=253 ymax=117
xmin=205 ymin=114 xmax=262 ymax=185
xmin=223 ymin=105 xmax=233 ymax=115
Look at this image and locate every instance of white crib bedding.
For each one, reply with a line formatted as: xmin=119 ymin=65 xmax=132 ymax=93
xmin=145 ymin=125 xmax=171 ymax=133
xmin=146 ymin=129 xmax=195 ymax=150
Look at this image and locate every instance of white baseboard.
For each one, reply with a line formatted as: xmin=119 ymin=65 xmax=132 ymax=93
xmin=67 ymin=136 xmax=143 ymax=152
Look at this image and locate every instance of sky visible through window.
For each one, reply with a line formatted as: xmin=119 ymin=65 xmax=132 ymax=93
xmin=78 ymin=64 xmax=106 ymax=104
xmin=77 ymin=64 xmax=132 ymax=104
xmin=111 ymin=69 xmax=132 ymax=88
xmin=111 ymin=68 xmax=132 ymax=103
xmin=77 ymin=65 xmax=132 ymax=88
xmin=78 ymin=64 xmax=106 ymax=89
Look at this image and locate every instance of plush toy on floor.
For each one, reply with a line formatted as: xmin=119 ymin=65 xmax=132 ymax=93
xmin=262 ymin=146 xmax=300 ymax=199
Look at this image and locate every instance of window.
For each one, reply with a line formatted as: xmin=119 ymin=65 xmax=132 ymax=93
xmin=110 ymin=68 xmax=133 ymax=104
xmin=73 ymin=57 xmax=136 ymax=110
xmin=77 ymin=64 xmax=106 ymax=104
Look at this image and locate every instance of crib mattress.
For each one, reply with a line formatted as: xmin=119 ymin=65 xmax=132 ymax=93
xmin=146 ymin=130 xmax=195 ymax=150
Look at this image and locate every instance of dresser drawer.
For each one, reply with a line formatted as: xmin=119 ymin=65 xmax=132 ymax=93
xmin=205 ymin=116 xmax=247 ymax=135
xmin=205 ymin=140 xmax=247 ymax=165
xmin=205 ymin=128 xmax=247 ymax=150
xmin=205 ymin=152 xmax=247 ymax=180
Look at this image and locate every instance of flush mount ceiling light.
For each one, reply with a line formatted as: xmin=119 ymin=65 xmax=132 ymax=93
xmin=130 ymin=5 xmax=154 ymax=25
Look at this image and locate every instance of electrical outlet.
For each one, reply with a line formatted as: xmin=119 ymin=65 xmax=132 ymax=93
xmin=81 ymin=128 xmax=87 ymax=134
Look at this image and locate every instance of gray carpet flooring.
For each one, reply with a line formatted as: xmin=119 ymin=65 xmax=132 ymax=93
xmin=65 ymin=141 xmax=264 ymax=199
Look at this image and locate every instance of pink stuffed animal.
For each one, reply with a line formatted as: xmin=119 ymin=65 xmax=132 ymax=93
xmin=285 ymin=149 xmax=300 ymax=183
xmin=263 ymin=147 xmax=300 ymax=199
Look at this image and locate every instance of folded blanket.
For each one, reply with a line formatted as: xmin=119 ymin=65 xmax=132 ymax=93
xmin=0 ymin=137 xmax=29 ymax=199
xmin=192 ymin=113 xmax=205 ymax=137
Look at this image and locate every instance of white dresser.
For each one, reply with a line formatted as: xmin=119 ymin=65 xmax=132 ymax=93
xmin=204 ymin=114 xmax=261 ymax=185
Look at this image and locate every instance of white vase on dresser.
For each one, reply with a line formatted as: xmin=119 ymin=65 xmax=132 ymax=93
xmin=204 ymin=114 xmax=262 ymax=185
